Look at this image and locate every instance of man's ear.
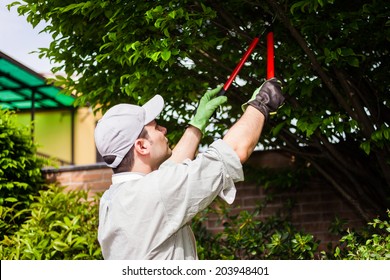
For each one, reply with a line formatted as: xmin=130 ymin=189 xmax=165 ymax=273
xmin=134 ymin=138 xmax=150 ymax=155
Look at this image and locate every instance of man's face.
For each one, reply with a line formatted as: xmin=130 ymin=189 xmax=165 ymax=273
xmin=143 ymin=120 xmax=172 ymax=169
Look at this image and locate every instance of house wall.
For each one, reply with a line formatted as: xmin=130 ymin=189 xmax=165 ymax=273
xmin=74 ymin=107 xmax=99 ymax=165
xmin=17 ymin=108 xmax=98 ymax=165
xmin=17 ymin=110 xmax=73 ymax=163
xmin=42 ymin=151 xmax=366 ymax=252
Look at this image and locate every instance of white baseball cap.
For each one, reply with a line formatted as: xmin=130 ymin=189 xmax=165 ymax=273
xmin=94 ymin=95 xmax=164 ymax=168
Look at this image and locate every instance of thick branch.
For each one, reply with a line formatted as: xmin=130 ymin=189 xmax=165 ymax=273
xmin=333 ymin=70 xmax=390 ymax=188
xmin=265 ymin=0 xmax=358 ymax=120
xmin=333 ymin=68 xmax=374 ymax=137
xmin=309 ymin=161 xmax=373 ymax=223
xmin=280 ymin=132 xmax=381 ymax=217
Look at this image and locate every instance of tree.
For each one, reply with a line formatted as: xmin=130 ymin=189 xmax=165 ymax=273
xmin=10 ymin=0 xmax=390 ymax=220
xmin=0 ymin=109 xmax=46 ymax=239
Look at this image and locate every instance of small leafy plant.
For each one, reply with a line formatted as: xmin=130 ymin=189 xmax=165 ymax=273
xmin=0 ymin=185 xmax=102 ymax=260
xmin=331 ymin=210 xmax=390 ymax=260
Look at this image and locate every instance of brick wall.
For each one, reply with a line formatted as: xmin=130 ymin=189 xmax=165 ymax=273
xmin=204 ymin=179 xmax=364 ymax=249
xmin=43 ymin=163 xmax=112 ymax=197
xmin=42 ymin=151 xmax=366 ymax=251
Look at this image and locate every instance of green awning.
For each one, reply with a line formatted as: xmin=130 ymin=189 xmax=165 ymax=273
xmin=0 ymin=51 xmax=75 ymax=111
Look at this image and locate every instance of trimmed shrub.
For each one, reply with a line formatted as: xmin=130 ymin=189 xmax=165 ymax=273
xmin=0 ymin=109 xmax=46 ymax=239
xmin=0 ymin=185 xmax=102 ymax=260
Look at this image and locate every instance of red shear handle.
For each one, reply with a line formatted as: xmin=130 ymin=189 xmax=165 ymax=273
xmin=266 ymin=31 xmax=274 ymax=79
xmin=223 ymin=37 xmax=259 ymax=91
xmin=217 ymin=36 xmax=260 ymax=96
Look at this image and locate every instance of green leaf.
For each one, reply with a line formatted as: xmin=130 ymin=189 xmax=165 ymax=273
xmin=154 ymin=18 xmax=164 ymax=28
xmin=150 ymin=51 xmax=160 ymax=62
xmin=53 ymin=240 xmax=70 ymax=251
xmin=161 ymin=50 xmax=171 ymax=61
xmin=360 ymin=141 xmax=371 ymax=155
xmin=347 ymin=57 xmax=359 ymax=67
xmin=383 ymin=128 xmax=390 ymax=140
xmin=168 ymin=10 xmax=176 ymax=19
xmin=272 ymin=122 xmax=285 ymax=137
xmin=339 ymin=48 xmax=355 ymax=57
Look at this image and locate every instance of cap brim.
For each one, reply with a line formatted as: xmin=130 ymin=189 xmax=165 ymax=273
xmin=142 ymin=94 xmax=164 ymax=124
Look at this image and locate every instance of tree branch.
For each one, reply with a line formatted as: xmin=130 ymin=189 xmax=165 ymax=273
xmin=309 ymin=161 xmax=374 ymax=223
xmin=265 ymin=0 xmax=358 ymax=120
xmin=333 ymin=68 xmax=374 ymax=137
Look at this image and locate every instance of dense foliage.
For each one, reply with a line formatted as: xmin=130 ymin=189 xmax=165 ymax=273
xmin=193 ymin=199 xmax=320 ymax=260
xmin=195 ymin=205 xmax=390 ymax=260
xmin=328 ymin=210 xmax=390 ymax=260
xmin=9 ymin=0 xmax=390 ymax=221
xmin=2 ymin=184 xmax=388 ymax=259
xmin=0 ymin=185 xmax=102 ymax=260
xmin=0 ymin=109 xmax=46 ymax=239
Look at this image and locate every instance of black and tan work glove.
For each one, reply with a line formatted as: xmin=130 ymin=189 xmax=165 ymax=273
xmin=242 ymin=78 xmax=285 ymax=121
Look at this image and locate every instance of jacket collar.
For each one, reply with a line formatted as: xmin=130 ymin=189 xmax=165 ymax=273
xmin=111 ymin=172 xmax=145 ymax=184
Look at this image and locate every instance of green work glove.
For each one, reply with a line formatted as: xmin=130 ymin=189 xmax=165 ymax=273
xmin=189 ymin=85 xmax=228 ymax=134
xmin=242 ymin=78 xmax=285 ymax=121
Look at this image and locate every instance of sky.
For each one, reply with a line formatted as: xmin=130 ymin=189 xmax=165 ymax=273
xmin=0 ymin=0 xmax=58 ymax=75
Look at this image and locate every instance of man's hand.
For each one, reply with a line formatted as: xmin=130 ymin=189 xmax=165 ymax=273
xmin=242 ymin=78 xmax=285 ymax=121
xmin=189 ymin=85 xmax=228 ymax=134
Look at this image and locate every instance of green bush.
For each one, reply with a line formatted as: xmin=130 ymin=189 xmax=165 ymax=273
xmin=193 ymin=200 xmax=320 ymax=260
xmin=330 ymin=210 xmax=390 ymax=260
xmin=0 ymin=185 xmax=102 ymax=260
xmin=0 ymin=109 xmax=46 ymax=238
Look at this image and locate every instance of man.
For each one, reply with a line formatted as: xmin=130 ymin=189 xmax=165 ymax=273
xmin=94 ymin=78 xmax=284 ymax=259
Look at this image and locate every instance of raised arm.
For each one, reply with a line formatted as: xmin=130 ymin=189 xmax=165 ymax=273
xmin=223 ymin=106 xmax=265 ymax=163
xmin=169 ymin=125 xmax=202 ymax=163
xmin=223 ymin=78 xmax=284 ymax=163
xmin=169 ymin=86 xmax=227 ymax=163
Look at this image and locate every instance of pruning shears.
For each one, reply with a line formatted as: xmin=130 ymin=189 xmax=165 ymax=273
xmin=218 ymin=17 xmax=276 ymax=96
